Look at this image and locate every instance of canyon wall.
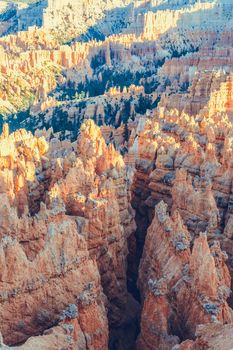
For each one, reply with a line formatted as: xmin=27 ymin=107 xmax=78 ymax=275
xmin=0 ymin=120 xmax=137 ymax=349
xmin=127 ymin=71 xmax=233 ymax=348
xmin=1 ymin=1 xmax=233 ymax=349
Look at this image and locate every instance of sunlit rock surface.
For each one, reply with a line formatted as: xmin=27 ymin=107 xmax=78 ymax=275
xmin=1 ymin=1 xmax=233 ymax=349
xmin=0 ymin=121 xmax=137 ymax=348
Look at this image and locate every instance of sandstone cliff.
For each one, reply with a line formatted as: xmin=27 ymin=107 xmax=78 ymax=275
xmin=0 ymin=120 xmax=137 ymax=349
xmin=137 ymin=201 xmax=233 ymax=349
xmin=1 ymin=1 xmax=233 ymax=349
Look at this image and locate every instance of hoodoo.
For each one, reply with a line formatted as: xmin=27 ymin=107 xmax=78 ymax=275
xmin=1 ymin=0 xmax=233 ymax=349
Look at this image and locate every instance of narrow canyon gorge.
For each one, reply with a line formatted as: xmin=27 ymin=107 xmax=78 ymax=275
xmin=2 ymin=104 xmax=233 ymax=349
xmin=1 ymin=0 xmax=233 ymax=349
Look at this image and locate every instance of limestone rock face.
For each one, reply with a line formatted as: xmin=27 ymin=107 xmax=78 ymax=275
xmin=0 ymin=121 xmax=136 ymax=348
xmin=43 ymin=0 xmax=133 ymax=35
xmin=177 ymin=323 xmax=233 ymax=350
xmin=128 ymin=90 xmax=233 ymax=348
xmin=50 ymin=120 xmax=137 ymax=331
xmin=2 ymin=1 xmax=233 ymax=349
xmin=1 ymin=306 xmax=107 ymax=350
xmin=137 ymin=202 xmax=233 ymax=350
xmin=0 ymin=212 xmax=108 ymax=348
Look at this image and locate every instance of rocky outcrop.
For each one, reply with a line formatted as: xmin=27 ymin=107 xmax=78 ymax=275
xmin=176 ymin=323 xmax=233 ymax=350
xmin=2 ymin=0 xmax=233 ymax=134
xmin=0 ymin=209 xmax=108 ymax=348
xmin=2 ymin=1 xmax=233 ymax=349
xmin=1 ymin=302 xmax=107 ymax=350
xmin=43 ymin=0 xmax=134 ymax=36
xmin=0 ymin=120 xmax=137 ymax=348
xmin=137 ymin=201 xmax=233 ymax=349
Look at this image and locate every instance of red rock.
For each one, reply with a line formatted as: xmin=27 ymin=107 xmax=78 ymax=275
xmin=0 ymin=120 xmax=137 ymax=348
xmin=137 ymin=202 xmax=233 ymax=349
